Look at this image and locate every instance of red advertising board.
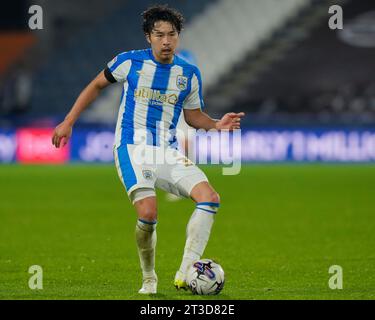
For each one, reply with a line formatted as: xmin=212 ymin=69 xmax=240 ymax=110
xmin=16 ymin=128 xmax=69 ymax=163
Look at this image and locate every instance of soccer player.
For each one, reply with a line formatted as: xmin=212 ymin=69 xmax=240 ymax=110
xmin=52 ymin=5 xmax=244 ymax=294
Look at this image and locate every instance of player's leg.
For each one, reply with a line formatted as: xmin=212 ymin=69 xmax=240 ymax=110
xmin=155 ymin=147 xmax=219 ymax=289
xmin=114 ymin=144 xmax=158 ymax=294
xmin=132 ymin=190 xmax=158 ymax=294
xmin=174 ymin=181 xmax=220 ymax=289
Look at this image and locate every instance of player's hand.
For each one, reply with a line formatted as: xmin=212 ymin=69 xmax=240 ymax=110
xmin=215 ymin=112 xmax=245 ymax=130
xmin=52 ymin=121 xmax=73 ymax=148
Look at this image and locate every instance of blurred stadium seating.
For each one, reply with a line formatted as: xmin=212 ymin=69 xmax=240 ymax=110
xmin=181 ymin=0 xmax=310 ymax=90
xmin=205 ymin=0 xmax=375 ymax=125
xmin=31 ymin=0 xmax=217 ymax=120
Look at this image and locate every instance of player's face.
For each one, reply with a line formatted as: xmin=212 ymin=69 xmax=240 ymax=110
xmin=147 ymin=21 xmax=179 ymax=64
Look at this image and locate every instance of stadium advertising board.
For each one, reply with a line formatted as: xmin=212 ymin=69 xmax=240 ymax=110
xmin=1 ymin=128 xmax=374 ymax=163
xmin=16 ymin=128 xmax=70 ymax=164
xmin=0 ymin=130 xmax=16 ymax=163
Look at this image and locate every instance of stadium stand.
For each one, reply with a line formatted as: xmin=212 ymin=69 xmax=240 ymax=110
xmin=180 ymin=0 xmax=311 ymax=89
xmin=1 ymin=0 xmax=374 ymax=128
xmin=28 ymin=0 xmax=217 ymax=120
xmin=84 ymin=0 xmax=311 ymax=124
xmin=204 ymin=0 xmax=375 ymax=126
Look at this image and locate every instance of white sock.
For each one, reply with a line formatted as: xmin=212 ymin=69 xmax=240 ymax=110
xmin=135 ymin=219 xmax=157 ymax=280
xmin=178 ymin=202 xmax=219 ymax=277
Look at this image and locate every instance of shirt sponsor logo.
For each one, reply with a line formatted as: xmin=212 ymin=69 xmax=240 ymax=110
xmin=134 ymin=87 xmax=178 ymax=106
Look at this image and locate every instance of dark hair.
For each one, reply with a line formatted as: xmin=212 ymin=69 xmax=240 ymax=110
xmin=142 ymin=4 xmax=184 ymax=34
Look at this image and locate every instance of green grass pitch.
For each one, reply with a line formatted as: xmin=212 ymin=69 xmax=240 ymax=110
xmin=0 ymin=164 xmax=374 ymax=300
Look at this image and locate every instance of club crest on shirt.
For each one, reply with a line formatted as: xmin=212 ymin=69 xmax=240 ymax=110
xmin=176 ymin=75 xmax=188 ymax=91
xmin=142 ymin=169 xmax=153 ymax=180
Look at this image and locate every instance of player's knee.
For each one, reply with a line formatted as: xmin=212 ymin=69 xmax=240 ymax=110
xmin=137 ymin=207 xmax=157 ymax=222
xmin=204 ymin=191 xmax=220 ymax=205
xmin=211 ymin=192 xmax=220 ymax=205
xmin=135 ymin=200 xmax=157 ymax=222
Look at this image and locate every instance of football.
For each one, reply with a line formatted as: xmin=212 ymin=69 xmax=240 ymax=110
xmin=186 ymin=259 xmax=225 ymax=295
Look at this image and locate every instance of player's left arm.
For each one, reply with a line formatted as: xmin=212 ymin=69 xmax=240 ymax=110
xmin=183 ymin=67 xmax=244 ymax=130
xmin=184 ymin=108 xmax=245 ymax=131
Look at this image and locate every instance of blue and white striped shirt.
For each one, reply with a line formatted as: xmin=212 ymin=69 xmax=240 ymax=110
xmin=106 ymin=48 xmax=204 ymax=148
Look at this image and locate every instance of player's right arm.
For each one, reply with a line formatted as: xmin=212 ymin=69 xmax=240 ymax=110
xmin=52 ymin=70 xmax=111 ymax=148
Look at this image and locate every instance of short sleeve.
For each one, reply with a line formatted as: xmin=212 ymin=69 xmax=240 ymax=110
xmin=183 ymin=68 xmax=204 ymax=110
xmin=105 ymin=52 xmax=132 ymax=83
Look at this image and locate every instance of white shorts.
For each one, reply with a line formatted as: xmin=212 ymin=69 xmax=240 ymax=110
xmin=114 ymin=144 xmax=208 ymax=202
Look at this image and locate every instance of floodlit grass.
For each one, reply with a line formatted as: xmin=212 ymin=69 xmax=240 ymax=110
xmin=1 ymin=164 xmax=374 ymax=299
